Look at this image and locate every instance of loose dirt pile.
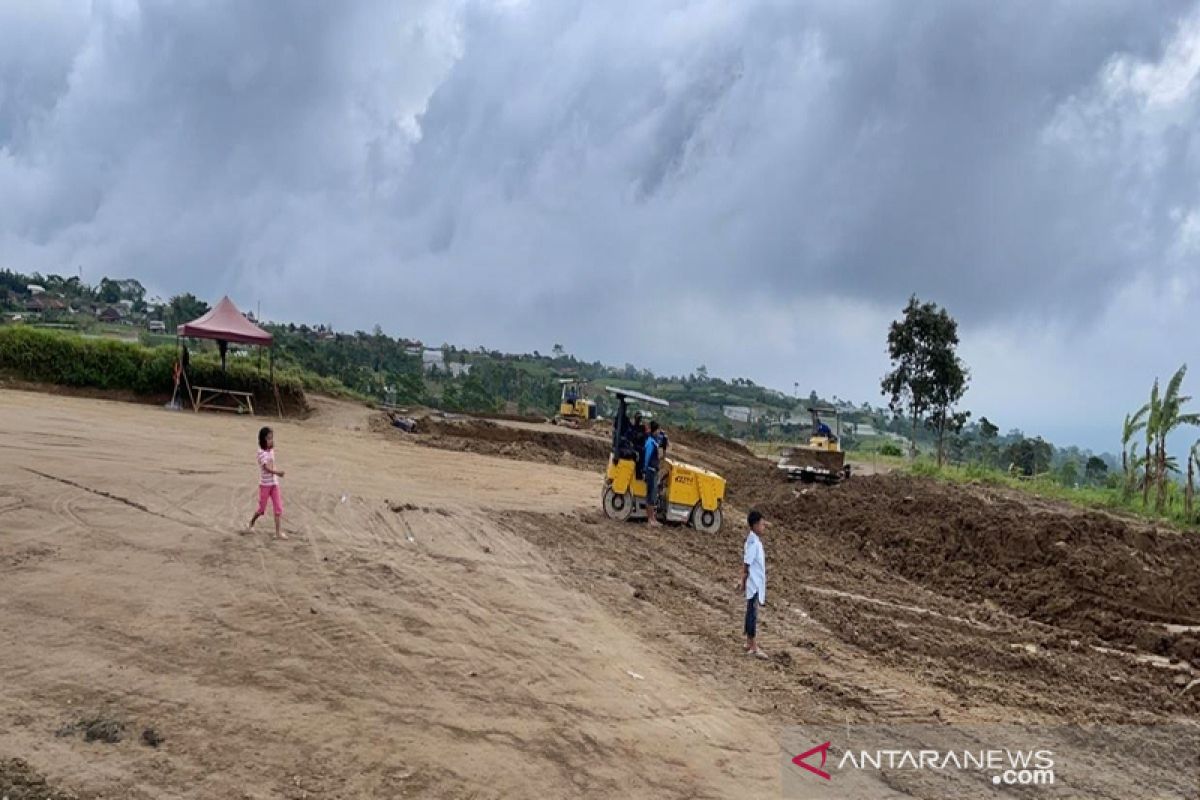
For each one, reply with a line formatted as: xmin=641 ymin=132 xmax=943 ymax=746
xmin=0 ymin=758 xmax=84 ymax=800
xmin=371 ymin=413 xmax=611 ymax=471
xmin=494 ymin=422 xmax=1200 ymax=723
xmin=377 ymin=412 xmax=1200 ymax=674
xmin=735 ymin=474 xmax=1200 ymax=666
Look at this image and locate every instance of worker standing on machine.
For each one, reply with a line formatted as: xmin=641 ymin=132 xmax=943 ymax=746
xmin=630 ymin=412 xmax=647 ymax=475
xmin=643 ymin=423 xmax=663 ymax=527
xmin=653 ymin=423 xmax=669 ymax=456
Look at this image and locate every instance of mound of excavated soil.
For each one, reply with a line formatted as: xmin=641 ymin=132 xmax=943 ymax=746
xmin=380 ymin=410 xmax=1200 ymax=668
xmin=371 ymin=413 xmax=611 ymax=471
xmin=738 ymin=473 xmax=1200 ymax=665
xmin=669 ymin=428 xmax=756 ymax=463
xmin=0 ymin=758 xmax=83 ymax=800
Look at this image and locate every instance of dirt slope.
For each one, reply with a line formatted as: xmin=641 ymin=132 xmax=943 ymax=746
xmin=0 ymin=391 xmax=777 ymax=799
xmin=4 ymin=391 xmax=1199 ymax=798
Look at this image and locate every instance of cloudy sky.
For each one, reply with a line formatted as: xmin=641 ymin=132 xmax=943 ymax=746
xmin=4 ymin=0 xmax=1200 ymax=453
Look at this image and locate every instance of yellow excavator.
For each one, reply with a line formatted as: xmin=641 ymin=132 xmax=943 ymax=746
xmin=601 ymin=387 xmax=726 ymax=532
xmin=553 ymin=378 xmax=597 ymax=427
xmin=778 ymin=407 xmax=851 ymax=484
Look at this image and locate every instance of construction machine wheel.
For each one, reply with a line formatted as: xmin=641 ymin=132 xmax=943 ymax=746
xmin=602 ymin=487 xmax=634 ymax=521
xmin=689 ymin=503 xmax=722 ymax=533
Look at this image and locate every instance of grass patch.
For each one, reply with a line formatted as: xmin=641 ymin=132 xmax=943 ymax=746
xmin=908 ymin=460 xmax=1199 ymax=529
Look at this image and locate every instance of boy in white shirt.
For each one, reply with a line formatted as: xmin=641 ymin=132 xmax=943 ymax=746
xmin=738 ymin=510 xmax=768 ymax=659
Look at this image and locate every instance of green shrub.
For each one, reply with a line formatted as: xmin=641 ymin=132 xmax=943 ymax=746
xmin=0 ymin=327 xmax=309 ymax=415
xmin=909 ymin=459 xmax=942 ymax=478
xmin=879 ymin=442 xmax=904 ymax=457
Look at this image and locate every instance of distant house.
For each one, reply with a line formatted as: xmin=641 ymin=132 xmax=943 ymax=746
xmin=447 ymin=362 xmax=472 ymax=378
xmin=26 ymin=295 xmax=67 ymax=313
xmin=97 ymin=306 xmax=124 ymax=323
xmin=148 ymin=320 xmax=166 ymax=333
xmin=26 ymin=284 xmax=45 ymax=296
xmin=422 ymin=349 xmax=445 ymax=372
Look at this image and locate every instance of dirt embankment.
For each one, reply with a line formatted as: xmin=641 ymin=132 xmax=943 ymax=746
xmin=371 ymin=413 xmax=611 ymax=471
xmin=626 ymin=430 xmax=1200 ymax=667
xmin=734 ymin=475 xmax=1200 ymax=665
xmin=376 ymin=412 xmax=1200 ymax=681
xmin=389 ymin=416 xmax=762 ymax=477
xmin=434 ymin=417 xmax=1200 ymax=720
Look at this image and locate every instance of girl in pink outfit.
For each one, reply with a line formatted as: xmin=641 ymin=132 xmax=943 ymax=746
xmin=248 ymin=426 xmax=287 ymax=539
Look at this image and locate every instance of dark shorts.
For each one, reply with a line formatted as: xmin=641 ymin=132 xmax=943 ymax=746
xmin=744 ymin=597 xmax=758 ymax=638
xmin=645 ymin=467 xmax=658 ymax=508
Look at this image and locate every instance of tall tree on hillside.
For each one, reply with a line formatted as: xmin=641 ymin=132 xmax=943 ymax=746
xmin=1121 ymin=405 xmax=1149 ymax=499
xmin=977 ymin=416 xmax=999 ymax=466
xmin=164 ymin=293 xmax=210 ymax=330
xmin=881 ymin=295 xmax=970 ymax=464
xmin=98 ymin=278 xmax=121 ymax=304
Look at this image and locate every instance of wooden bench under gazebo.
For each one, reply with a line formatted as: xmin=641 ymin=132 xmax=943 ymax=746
xmin=174 ymin=296 xmax=281 ymax=417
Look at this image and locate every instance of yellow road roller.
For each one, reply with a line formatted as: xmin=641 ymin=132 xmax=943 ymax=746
xmin=601 ymin=387 xmax=727 ymax=533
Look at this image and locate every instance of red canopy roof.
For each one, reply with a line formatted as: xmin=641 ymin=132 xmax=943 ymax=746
xmin=178 ymin=296 xmax=272 ymax=346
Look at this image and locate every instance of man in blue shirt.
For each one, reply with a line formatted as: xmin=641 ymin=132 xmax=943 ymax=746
xmin=643 ymin=421 xmax=663 ymax=527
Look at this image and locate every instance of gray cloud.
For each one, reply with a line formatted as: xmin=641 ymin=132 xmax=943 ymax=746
xmin=4 ymin=0 xmax=1200 ymax=451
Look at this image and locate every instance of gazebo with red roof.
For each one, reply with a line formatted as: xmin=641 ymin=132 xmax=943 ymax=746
xmin=176 ymin=296 xmax=279 ymax=416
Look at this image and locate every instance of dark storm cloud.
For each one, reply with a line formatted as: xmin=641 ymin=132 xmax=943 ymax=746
xmin=398 ymin=0 xmax=1198 ymax=324
xmin=4 ymin=0 xmax=1200 ymax=448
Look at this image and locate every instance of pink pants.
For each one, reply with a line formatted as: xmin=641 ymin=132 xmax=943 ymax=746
xmin=256 ymin=484 xmax=283 ymax=516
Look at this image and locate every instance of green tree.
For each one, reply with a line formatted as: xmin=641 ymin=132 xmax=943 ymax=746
xmin=881 ymin=295 xmax=970 ymax=464
xmin=164 ymin=293 xmax=210 ymax=329
xmin=977 ymin=416 xmax=1000 ymax=466
xmin=1186 ymin=440 xmax=1198 ymax=521
xmin=1150 ymin=366 xmax=1199 ymax=513
xmin=1084 ymin=456 xmax=1108 ymax=485
xmin=1005 ymin=436 xmax=1053 ymax=476
xmin=1059 ymin=459 xmax=1079 ymax=488
xmin=1120 ymin=405 xmax=1149 ymax=499
xmin=98 ymin=278 xmax=121 ymax=304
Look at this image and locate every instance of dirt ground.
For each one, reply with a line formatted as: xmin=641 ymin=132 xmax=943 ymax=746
xmin=2 ymin=390 xmax=1199 ymax=798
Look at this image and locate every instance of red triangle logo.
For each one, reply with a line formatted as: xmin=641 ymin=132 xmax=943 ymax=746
xmin=792 ymin=741 xmax=832 ymax=780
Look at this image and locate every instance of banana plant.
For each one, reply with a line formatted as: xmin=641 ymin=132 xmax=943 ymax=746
xmin=1154 ymin=365 xmax=1200 ymax=513
xmin=1121 ymin=404 xmax=1149 ymax=499
xmin=1189 ymin=440 xmax=1200 ymax=522
xmin=1144 ymin=378 xmax=1161 ymax=509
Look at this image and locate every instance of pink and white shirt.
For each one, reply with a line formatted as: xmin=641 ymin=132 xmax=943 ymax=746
xmin=258 ymin=448 xmax=279 ymax=486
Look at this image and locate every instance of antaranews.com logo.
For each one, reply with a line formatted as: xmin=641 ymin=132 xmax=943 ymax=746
xmin=791 ymin=739 xmax=1055 ymax=786
xmin=781 ymin=725 xmax=1200 ymax=799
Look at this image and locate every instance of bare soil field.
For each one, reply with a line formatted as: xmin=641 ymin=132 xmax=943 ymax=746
xmin=2 ymin=390 xmax=1198 ymax=798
